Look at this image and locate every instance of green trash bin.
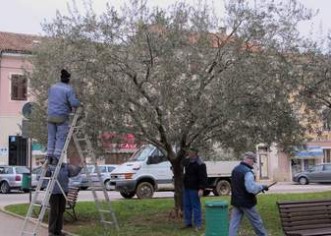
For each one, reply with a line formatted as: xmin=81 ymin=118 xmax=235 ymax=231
xmin=21 ymin=173 xmax=31 ymax=192
xmin=205 ymin=201 xmax=229 ymax=236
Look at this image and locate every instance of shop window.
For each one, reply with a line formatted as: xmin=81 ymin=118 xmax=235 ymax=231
xmin=291 ymin=159 xmax=301 ymax=175
xmin=11 ymin=74 xmax=27 ymax=101
xmin=324 ymin=149 xmax=331 ymax=163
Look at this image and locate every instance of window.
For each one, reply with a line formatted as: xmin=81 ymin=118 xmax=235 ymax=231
xmin=310 ymin=165 xmax=323 ymax=172
xmin=11 ymin=74 xmax=27 ymax=100
xmin=6 ymin=167 xmax=13 ymax=174
xmin=322 ymin=109 xmax=331 ymax=131
xmin=107 ymin=166 xmax=116 ymax=172
xmin=96 ymin=166 xmax=107 ymax=173
xmin=149 ymin=148 xmax=167 ymax=164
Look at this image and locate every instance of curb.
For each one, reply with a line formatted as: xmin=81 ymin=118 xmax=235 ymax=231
xmin=0 ymin=204 xmax=77 ymax=236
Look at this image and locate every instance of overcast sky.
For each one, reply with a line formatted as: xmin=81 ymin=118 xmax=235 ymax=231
xmin=0 ymin=0 xmax=330 ymax=41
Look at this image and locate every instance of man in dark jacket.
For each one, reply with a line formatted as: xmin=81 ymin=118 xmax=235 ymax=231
xmin=182 ymin=147 xmax=208 ymax=231
xmin=46 ymin=163 xmax=82 ymax=236
xmin=229 ymin=152 xmax=268 ymax=236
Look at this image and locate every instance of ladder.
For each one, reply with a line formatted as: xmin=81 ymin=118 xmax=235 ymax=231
xmin=21 ymin=107 xmax=119 ymax=236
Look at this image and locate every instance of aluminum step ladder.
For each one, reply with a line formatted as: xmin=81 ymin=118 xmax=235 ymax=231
xmin=21 ymin=107 xmax=118 ymax=236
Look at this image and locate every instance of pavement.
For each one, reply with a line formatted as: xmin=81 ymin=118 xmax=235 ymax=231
xmin=1 ymin=182 xmax=331 ymax=236
xmin=0 ymin=204 xmax=75 ymax=236
xmin=0 ymin=206 xmax=49 ymax=236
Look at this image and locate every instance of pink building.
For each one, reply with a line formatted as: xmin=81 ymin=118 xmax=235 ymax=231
xmin=0 ymin=31 xmax=40 ymax=165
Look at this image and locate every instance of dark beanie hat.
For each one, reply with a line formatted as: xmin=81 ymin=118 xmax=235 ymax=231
xmin=60 ymin=69 xmax=71 ymax=83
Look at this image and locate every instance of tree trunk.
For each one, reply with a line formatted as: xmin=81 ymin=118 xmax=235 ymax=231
xmin=171 ymin=154 xmax=184 ymax=217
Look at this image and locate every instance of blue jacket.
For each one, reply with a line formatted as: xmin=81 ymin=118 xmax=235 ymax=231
xmin=47 ymin=82 xmax=80 ymax=119
xmin=47 ymin=164 xmax=82 ymax=194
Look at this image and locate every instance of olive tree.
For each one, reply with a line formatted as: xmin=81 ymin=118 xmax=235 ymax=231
xmin=28 ymin=0 xmax=314 ymax=211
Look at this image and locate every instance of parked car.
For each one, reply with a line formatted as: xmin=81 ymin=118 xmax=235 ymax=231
xmin=69 ymin=164 xmax=118 ymax=190
xmin=293 ymin=163 xmax=331 ymax=185
xmin=0 ymin=165 xmax=37 ymax=193
xmin=32 ymin=166 xmax=48 ymax=190
xmin=69 ymin=165 xmax=94 ymax=190
xmin=33 ymin=164 xmax=89 ymax=190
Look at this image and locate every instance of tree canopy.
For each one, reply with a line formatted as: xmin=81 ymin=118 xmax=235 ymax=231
xmin=28 ymin=0 xmax=318 ymax=159
xmin=27 ymin=0 xmax=328 ymax=210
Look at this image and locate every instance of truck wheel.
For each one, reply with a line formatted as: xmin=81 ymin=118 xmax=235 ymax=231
xmin=120 ymin=191 xmax=135 ymax=199
xmin=213 ymin=180 xmax=231 ymax=196
xmin=136 ymin=182 xmax=154 ymax=199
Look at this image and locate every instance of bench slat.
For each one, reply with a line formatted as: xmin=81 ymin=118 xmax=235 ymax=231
xmin=287 ymin=227 xmax=331 ymax=236
xmin=283 ymin=223 xmax=331 ymax=231
xmin=280 ymin=213 xmax=331 ymax=222
xmin=279 ymin=205 xmax=331 ymax=210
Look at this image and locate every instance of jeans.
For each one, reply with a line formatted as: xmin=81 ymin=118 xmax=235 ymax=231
xmin=47 ymin=121 xmax=69 ymax=160
xmin=49 ymin=194 xmax=66 ymax=235
xmin=183 ymin=188 xmax=202 ymax=227
xmin=229 ymin=206 xmax=267 ymax=236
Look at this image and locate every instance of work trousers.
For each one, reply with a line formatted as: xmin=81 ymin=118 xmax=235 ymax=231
xmin=183 ymin=188 xmax=202 ymax=227
xmin=229 ymin=206 xmax=267 ymax=236
xmin=48 ymin=194 xmax=66 ymax=236
xmin=47 ymin=121 xmax=69 ymax=160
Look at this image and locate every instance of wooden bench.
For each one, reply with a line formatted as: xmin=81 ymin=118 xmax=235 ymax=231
xmin=277 ymin=199 xmax=331 ymax=236
xmin=35 ymin=186 xmax=79 ymax=222
xmin=65 ymin=186 xmax=79 ymax=221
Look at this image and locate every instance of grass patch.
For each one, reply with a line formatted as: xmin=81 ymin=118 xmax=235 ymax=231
xmin=6 ymin=191 xmax=331 ymax=236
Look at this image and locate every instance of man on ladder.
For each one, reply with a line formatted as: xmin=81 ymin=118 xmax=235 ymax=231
xmin=46 ymin=69 xmax=82 ymax=236
xmin=46 ymin=69 xmax=80 ymax=165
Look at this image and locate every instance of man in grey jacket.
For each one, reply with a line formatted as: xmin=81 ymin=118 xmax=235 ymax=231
xmin=46 ymin=69 xmax=80 ymax=165
xmin=228 ymin=152 xmax=268 ymax=236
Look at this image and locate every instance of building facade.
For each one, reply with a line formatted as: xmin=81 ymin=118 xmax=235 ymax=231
xmin=256 ymin=135 xmax=331 ymax=182
xmin=0 ymin=31 xmax=40 ymax=165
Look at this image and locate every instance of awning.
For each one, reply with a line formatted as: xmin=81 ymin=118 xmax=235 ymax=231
xmin=32 ymin=143 xmax=46 ymax=156
xmin=294 ymin=146 xmax=324 ymax=159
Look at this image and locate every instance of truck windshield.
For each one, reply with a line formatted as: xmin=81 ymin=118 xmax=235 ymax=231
xmin=129 ymin=145 xmax=154 ymax=162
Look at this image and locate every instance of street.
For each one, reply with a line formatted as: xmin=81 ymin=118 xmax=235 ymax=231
xmin=0 ymin=182 xmax=331 ymax=207
xmin=0 ymin=189 xmax=175 ymax=207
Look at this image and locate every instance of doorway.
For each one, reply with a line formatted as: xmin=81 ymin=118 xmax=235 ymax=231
xmin=259 ymin=153 xmax=269 ymax=179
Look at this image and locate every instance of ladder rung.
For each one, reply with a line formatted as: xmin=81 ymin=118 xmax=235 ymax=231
xmin=99 ymin=209 xmax=111 ymax=213
xmin=101 ymin=220 xmax=115 ymax=225
xmin=40 ymin=177 xmax=51 ymax=180
xmin=21 ymin=231 xmax=37 ymax=235
xmin=76 ymin=137 xmax=88 ymax=141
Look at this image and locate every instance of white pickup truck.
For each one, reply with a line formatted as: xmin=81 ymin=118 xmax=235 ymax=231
xmin=109 ymin=144 xmax=239 ymax=199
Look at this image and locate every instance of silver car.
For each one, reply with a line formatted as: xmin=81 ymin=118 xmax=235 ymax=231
xmin=69 ymin=164 xmax=118 ymax=190
xmin=0 ymin=165 xmax=37 ymax=193
xmin=293 ymin=163 xmax=331 ymax=185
